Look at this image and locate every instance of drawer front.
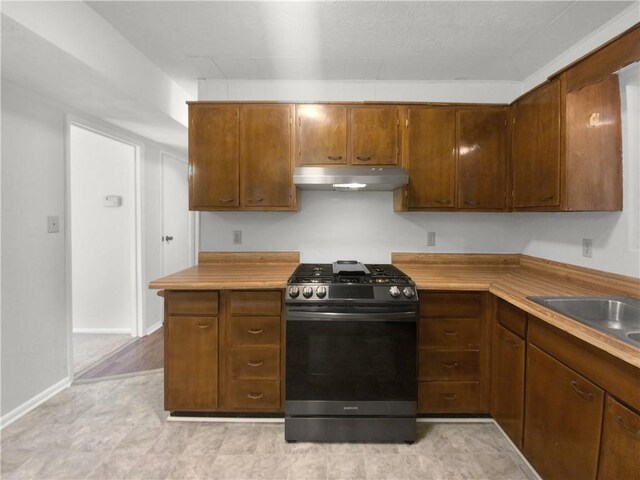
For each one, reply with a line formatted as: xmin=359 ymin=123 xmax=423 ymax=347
xmin=497 ymin=298 xmax=527 ymax=338
xmin=228 ymin=316 xmax=281 ymax=346
xmin=419 ymin=381 xmax=480 ymax=413
xmin=420 ymin=292 xmax=482 ymax=318
xmin=229 ymin=347 xmax=280 ymax=380
xmin=167 ymin=291 xmax=218 ymax=316
xmin=419 ymin=317 xmax=480 ymax=349
xmin=227 ymin=380 xmax=280 ymax=410
xmin=228 ymin=291 xmax=281 ymax=316
xmin=419 ymin=350 xmax=479 ymax=381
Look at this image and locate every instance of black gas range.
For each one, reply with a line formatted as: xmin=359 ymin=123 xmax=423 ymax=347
xmin=284 ymin=261 xmax=418 ymax=443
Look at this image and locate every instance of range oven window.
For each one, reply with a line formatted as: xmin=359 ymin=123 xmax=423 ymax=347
xmin=286 ymin=314 xmax=416 ymax=402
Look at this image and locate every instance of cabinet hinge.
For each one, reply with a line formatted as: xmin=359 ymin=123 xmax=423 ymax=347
xmin=298 ymin=117 xmax=301 ymax=127
xmin=405 ymin=118 xmax=409 ymax=127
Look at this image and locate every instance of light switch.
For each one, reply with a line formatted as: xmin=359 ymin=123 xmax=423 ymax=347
xmin=47 ymin=216 xmax=59 ymax=233
xmin=104 ymin=195 xmax=122 ymax=207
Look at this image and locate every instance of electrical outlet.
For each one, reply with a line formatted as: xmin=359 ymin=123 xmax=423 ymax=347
xmin=582 ymin=238 xmax=593 ymax=258
xmin=427 ymin=232 xmax=436 ymax=247
xmin=47 ymin=216 xmax=59 ymax=233
xmin=233 ymin=230 xmax=242 ymax=245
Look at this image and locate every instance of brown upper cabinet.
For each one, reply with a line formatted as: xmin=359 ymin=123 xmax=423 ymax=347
xmin=295 ymin=104 xmax=399 ymax=166
xmin=296 ymin=104 xmax=347 ymax=165
xmin=350 ymin=105 xmax=399 ymax=165
xmin=396 ymin=106 xmax=507 ymax=211
xmin=511 ymin=24 xmax=639 ymax=211
xmin=189 ymin=103 xmax=297 ymax=211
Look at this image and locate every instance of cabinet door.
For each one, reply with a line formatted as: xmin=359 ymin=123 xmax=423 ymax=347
xmin=512 ymin=80 xmax=561 ymax=208
xmin=296 ymin=104 xmax=347 ymax=165
xmin=524 ymin=344 xmax=604 ymax=480
xmin=165 ymin=316 xmax=218 ymax=411
xmin=491 ymin=323 xmax=525 ymax=449
xmin=405 ymin=108 xmax=456 ymax=208
xmin=350 ymin=106 xmax=399 ymax=165
xmin=457 ymin=109 xmax=507 ymax=209
xmin=598 ymin=395 xmax=640 ymax=480
xmin=189 ymin=105 xmax=239 ymax=209
xmin=240 ymin=105 xmax=294 ymax=208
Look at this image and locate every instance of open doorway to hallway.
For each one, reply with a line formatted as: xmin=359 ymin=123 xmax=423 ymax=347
xmin=68 ymin=123 xmax=140 ymax=376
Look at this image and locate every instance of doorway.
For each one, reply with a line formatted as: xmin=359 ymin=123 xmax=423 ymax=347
xmin=67 ymin=122 xmax=141 ymax=376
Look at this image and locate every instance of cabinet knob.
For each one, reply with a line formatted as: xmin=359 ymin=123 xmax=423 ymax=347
xmin=247 ymin=392 xmax=264 ymax=400
xmin=463 ymin=200 xmax=479 ymax=206
xmin=441 ymin=393 xmax=458 ymax=400
xmin=196 ymin=322 xmax=211 ymax=329
xmin=247 ymin=328 xmax=264 ymax=335
xmin=435 ymin=199 xmax=451 ymax=204
xmin=248 ymin=360 xmax=264 ymax=367
xmin=356 ymin=156 xmax=372 ymax=161
xmin=569 ymin=380 xmax=594 ymax=401
xmin=249 ymin=198 xmax=264 ymax=204
xmin=442 ymin=330 xmax=459 ymax=336
xmin=538 ymin=195 xmax=554 ymax=202
xmin=615 ymin=414 xmax=640 ymax=437
xmin=219 ymin=198 xmax=235 ymax=204
xmin=327 ymin=156 xmax=343 ymax=161
xmin=441 ymin=362 xmax=459 ymax=369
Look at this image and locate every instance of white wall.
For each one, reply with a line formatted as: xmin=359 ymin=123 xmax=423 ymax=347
xmin=1 ymin=82 xmax=68 ymax=417
xmin=70 ymin=125 xmax=137 ymax=333
xmin=0 ymin=81 xmax=181 ymax=421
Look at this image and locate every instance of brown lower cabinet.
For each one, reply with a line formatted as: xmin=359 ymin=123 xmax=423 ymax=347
xmin=598 ymin=395 xmax=640 ymax=480
xmin=524 ymin=343 xmax=605 ymax=480
xmin=164 ymin=289 xmax=284 ymax=413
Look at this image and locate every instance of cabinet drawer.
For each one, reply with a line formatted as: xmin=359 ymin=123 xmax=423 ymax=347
xmin=228 ymin=316 xmax=280 ymax=346
xmin=419 ymin=318 xmax=480 ymax=349
xmin=419 ymin=350 xmax=479 ymax=381
xmin=227 ymin=380 xmax=280 ymax=410
xmin=228 ymin=291 xmax=281 ymax=316
xmin=420 ymin=292 xmax=482 ymax=318
xmin=167 ymin=291 xmax=218 ymax=316
xmin=497 ymin=298 xmax=527 ymax=338
xmin=229 ymin=347 xmax=280 ymax=380
xmin=418 ymin=382 xmax=480 ymax=413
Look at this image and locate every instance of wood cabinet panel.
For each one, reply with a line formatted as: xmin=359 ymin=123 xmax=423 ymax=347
xmin=350 ymin=106 xmax=399 ymax=165
xmin=598 ymin=395 xmax=640 ymax=480
xmin=491 ymin=323 xmax=526 ymax=449
xmin=240 ymin=105 xmax=294 ymax=208
xmin=229 ymin=347 xmax=280 ymax=380
xmin=165 ymin=316 xmax=218 ymax=411
xmin=496 ymin=297 xmax=527 ymax=338
xmin=166 ymin=291 xmax=219 ymax=316
xmin=296 ymin=104 xmax=347 ymax=165
xmin=227 ymin=380 xmax=280 ymax=410
xmin=524 ymin=344 xmax=604 ymax=480
xmin=405 ymin=107 xmax=456 ymax=208
xmin=419 ymin=350 xmax=479 ymax=381
xmin=457 ymin=109 xmax=507 ymax=209
xmin=189 ymin=105 xmax=239 ymax=209
xmin=227 ymin=316 xmax=280 ymax=346
xmin=418 ymin=381 xmax=480 ymax=413
xmin=419 ymin=317 xmax=480 ymax=349
xmin=566 ymin=74 xmax=622 ymax=211
xmin=419 ymin=292 xmax=482 ymax=318
xmin=228 ymin=291 xmax=281 ymax=316
xmin=512 ymin=80 xmax=561 ymax=208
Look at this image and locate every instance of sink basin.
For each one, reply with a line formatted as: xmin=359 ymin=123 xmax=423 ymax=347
xmin=527 ymin=296 xmax=640 ymax=347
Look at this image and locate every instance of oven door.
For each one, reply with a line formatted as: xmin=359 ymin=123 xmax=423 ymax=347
xmin=285 ymin=305 xmax=417 ymax=417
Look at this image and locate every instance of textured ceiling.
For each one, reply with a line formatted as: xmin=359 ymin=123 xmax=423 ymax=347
xmin=87 ymin=1 xmax=633 ymax=94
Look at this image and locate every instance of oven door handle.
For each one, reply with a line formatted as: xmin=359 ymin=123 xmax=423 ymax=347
xmin=286 ymin=311 xmax=416 ymax=322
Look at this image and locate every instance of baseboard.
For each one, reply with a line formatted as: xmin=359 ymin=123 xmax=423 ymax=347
xmin=145 ymin=321 xmax=162 ymax=335
xmin=73 ymin=328 xmax=132 ymax=334
xmin=0 ymin=376 xmax=71 ymax=430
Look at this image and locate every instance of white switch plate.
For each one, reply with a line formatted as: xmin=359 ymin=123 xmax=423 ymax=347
xmin=104 ymin=195 xmax=122 ymax=207
xmin=233 ymin=230 xmax=242 ymax=244
xmin=47 ymin=216 xmax=59 ymax=233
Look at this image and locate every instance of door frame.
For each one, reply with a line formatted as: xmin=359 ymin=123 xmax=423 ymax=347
xmin=160 ymin=151 xmax=198 ymax=271
xmin=64 ymin=114 xmax=145 ymax=380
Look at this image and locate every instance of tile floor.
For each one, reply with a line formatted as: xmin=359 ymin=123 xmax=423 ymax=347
xmin=1 ymin=372 xmax=537 ymax=479
xmin=73 ymin=333 xmax=133 ymax=374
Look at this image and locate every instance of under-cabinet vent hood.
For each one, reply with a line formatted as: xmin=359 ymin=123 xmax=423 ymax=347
xmin=293 ymin=166 xmax=408 ymax=191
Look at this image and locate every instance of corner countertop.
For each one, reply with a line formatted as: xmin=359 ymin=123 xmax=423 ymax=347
xmin=394 ymin=254 xmax=640 ymax=369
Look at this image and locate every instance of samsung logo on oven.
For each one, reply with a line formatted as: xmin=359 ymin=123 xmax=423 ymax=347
xmin=343 ymin=406 xmax=359 ymax=411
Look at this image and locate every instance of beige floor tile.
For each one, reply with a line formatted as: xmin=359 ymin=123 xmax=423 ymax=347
xmin=287 ymin=453 xmax=327 ymax=480
xmin=218 ymin=424 xmax=261 ymax=455
xmin=212 ymin=454 xmax=257 ymax=479
xmin=250 ymin=454 xmax=291 ymax=479
xmin=87 ymin=452 xmax=139 ymax=480
xmin=327 ymin=454 xmax=366 ymax=480
xmin=365 ymin=454 xmax=425 ymax=480
xmin=167 ymin=454 xmax=219 ymax=480
xmin=127 ymin=454 xmax=175 ymax=480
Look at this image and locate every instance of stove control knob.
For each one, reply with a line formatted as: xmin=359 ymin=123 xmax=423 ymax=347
xmin=316 ymin=286 xmax=327 ymax=299
xmin=389 ymin=286 xmax=401 ymax=298
xmin=302 ymin=286 xmax=314 ymax=298
xmin=403 ymin=287 xmax=416 ymax=298
xmin=288 ymin=286 xmax=300 ymax=298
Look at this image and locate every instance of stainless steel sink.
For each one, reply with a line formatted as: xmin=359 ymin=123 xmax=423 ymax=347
xmin=527 ymin=296 xmax=640 ymax=347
